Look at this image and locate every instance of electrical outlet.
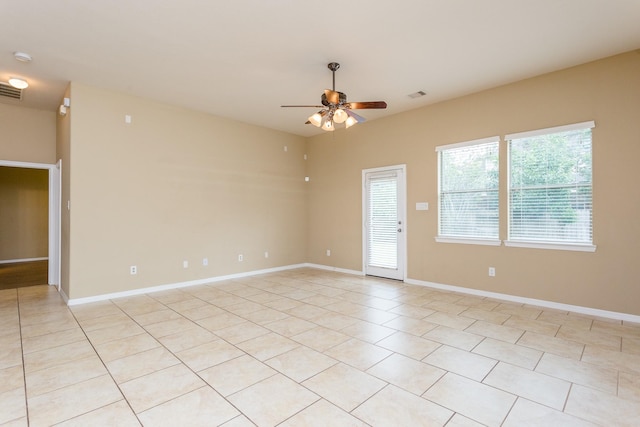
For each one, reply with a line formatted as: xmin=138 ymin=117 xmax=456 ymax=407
xmin=202 ymin=258 xmax=208 ymax=266
xmin=238 ymin=254 xmax=243 ymax=262
xmin=264 ymin=251 xmax=269 ymax=258
xmin=130 ymin=265 xmax=137 ymax=275
xmin=326 ymin=249 xmax=331 ymax=256
xmin=488 ymin=267 xmax=495 ymax=277
xmin=183 ymin=260 xmax=189 ymax=268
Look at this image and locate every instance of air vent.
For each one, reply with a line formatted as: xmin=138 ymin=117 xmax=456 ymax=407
xmin=0 ymin=82 xmax=23 ymax=100
xmin=408 ymin=90 xmax=427 ymax=99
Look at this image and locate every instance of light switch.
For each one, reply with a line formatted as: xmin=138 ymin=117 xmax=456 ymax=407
xmin=416 ymin=202 xmax=429 ymax=211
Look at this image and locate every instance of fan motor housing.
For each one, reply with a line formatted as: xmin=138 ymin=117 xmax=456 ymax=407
xmin=322 ymin=91 xmax=347 ymax=106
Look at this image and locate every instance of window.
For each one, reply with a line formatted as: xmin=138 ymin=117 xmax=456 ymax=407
xmin=507 ymin=121 xmax=594 ymax=250
xmin=436 ymin=137 xmax=500 ymax=244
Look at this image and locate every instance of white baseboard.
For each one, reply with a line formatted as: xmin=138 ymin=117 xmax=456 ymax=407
xmin=63 ymin=261 xmax=640 ymax=323
xmin=0 ymin=257 xmax=48 ymax=265
xmin=304 ymin=263 xmax=364 ymax=276
xmin=66 ymin=263 xmax=308 ymax=306
xmin=404 ymin=277 xmax=640 ymax=324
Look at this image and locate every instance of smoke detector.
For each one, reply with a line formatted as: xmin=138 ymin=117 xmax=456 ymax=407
xmin=14 ymin=52 xmax=32 ymax=63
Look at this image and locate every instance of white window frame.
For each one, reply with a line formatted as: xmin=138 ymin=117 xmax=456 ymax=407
xmin=435 ymin=136 xmax=501 ymax=246
xmin=505 ymin=121 xmax=596 ymax=252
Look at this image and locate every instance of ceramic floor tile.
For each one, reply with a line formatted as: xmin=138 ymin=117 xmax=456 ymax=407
xmin=54 ymin=400 xmax=141 ymax=427
xmin=423 ymin=373 xmax=516 ymax=427
xmin=493 ymin=303 xmax=542 ymax=320
xmin=582 ymin=345 xmax=640 ymax=375
xmin=27 ymin=374 xmax=123 ymax=427
xmin=130 ymin=308 xmax=184 ymax=325
xmin=536 ymin=352 xmax=618 ymax=394
xmin=156 ymin=324 xmax=218 ymax=351
xmin=423 ymin=325 xmax=484 ymax=351
xmin=176 ymin=339 xmax=244 ymax=372
xmin=166 ymin=297 xmax=209 ymax=312
xmin=483 ymin=361 xmax=571 ymax=410
xmin=473 ymin=338 xmax=542 ymax=369
xmin=21 ymin=327 xmax=86 ymax=354
xmin=557 ymin=325 xmax=622 ymax=351
xmin=355 ymin=384 xmax=453 ymax=426
xmin=178 ymin=304 xmax=226 ymax=321
xmin=389 ymin=303 xmax=436 ymax=319
xmin=503 ymin=398 xmax=597 ymax=427
xmin=302 ymin=363 xmax=386 ymax=412
xmin=376 ymin=331 xmax=440 ymax=360
xmin=76 ymin=312 xmax=132 ymax=332
xmin=119 ymin=364 xmax=205 ymax=413
xmin=143 ymin=317 xmax=197 ymax=338
xmin=284 ymin=303 xmax=331 ymax=320
xmin=69 ymin=301 xmax=123 ymax=321
xmin=565 ymin=384 xmax=640 ymax=427
xmin=517 ymin=330 xmax=585 ymax=360
xmin=367 ymin=353 xmax=445 ymax=395
xmin=196 ymin=312 xmax=247 ymax=331
xmin=291 ymin=326 xmax=351 ymax=352
xmin=0 ymin=387 xmax=26 ymax=425
xmin=423 ymin=344 xmax=497 ymax=381
xmin=85 ymin=321 xmax=146 ymax=345
xmin=93 ymin=332 xmax=160 ymax=362
xmin=106 ymin=346 xmax=180 ymax=383
xmin=619 ymin=371 xmax=640 ymax=402
xmin=264 ymin=316 xmax=317 ymax=336
xmin=425 ymin=311 xmax=476 ymax=330
xmin=228 ymin=374 xmax=319 ymax=426
xmin=0 ymin=365 xmax=24 ymax=394
xmin=211 ymin=322 xmax=270 ymax=345
xmin=445 ymin=413 xmax=485 ymax=427
xmin=460 ymin=307 xmax=511 ymax=324
xmin=313 ymin=312 xmax=360 ymax=330
xmin=199 ymin=354 xmax=276 ymax=396
xmin=220 ymin=415 xmax=256 ymax=427
xmin=265 ymin=346 xmax=337 ymax=382
xmin=236 ymin=332 xmax=300 ymax=361
xmin=279 ymin=399 xmax=368 ymax=427
xmin=138 ymin=386 xmax=239 ymax=427
xmin=26 ymin=355 xmax=107 ymax=398
xmin=503 ymin=316 xmax=560 ymax=336
xmin=622 ymin=336 xmax=640 ymax=355
xmin=20 ymin=317 xmax=79 ymax=339
xmin=465 ymin=320 xmax=524 ymax=343
xmin=23 ymin=340 xmax=96 ymax=374
xmin=0 ymin=342 xmax=23 ymax=371
xmin=339 ymin=321 xmax=396 ymax=343
xmin=383 ymin=316 xmax=438 ymax=336
xmin=324 ymin=338 xmax=392 ymax=370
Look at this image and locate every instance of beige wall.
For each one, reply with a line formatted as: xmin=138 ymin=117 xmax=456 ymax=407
xmin=307 ymin=51 xmax=640 ymax=315
xmin=0 ymin=167 xmax=49 ymax=260
xmin=0 ymin=103 xmax=56 ymax=164
xmin=66 ymin=84 xmax=308 ymax=299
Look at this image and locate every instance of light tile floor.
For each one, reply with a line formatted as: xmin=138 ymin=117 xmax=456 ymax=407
xmin=2 ymin=268 xmax=640 ymax=426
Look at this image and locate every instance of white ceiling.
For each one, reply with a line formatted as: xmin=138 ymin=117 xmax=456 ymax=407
xmin=1 ymin=0 xmax=639 ymax=137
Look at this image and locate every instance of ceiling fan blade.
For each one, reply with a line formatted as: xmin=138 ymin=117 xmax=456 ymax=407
xmin=346 ymin=109 xmax=366 ymax=123
xmin=324 ymin=89 xmax=340 ymax=104
xmin=281 ymin=105 xmax=324 ymax=108
xmin=345 ymin=101 xmax=387 ymax=109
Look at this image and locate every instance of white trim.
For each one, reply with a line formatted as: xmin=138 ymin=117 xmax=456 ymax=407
xmin=404 ymin=277 xmax=640 ymax=323
xmin=305 ymin=263 xmax=364 ymax=276
xmin=504 ymin=240 xmax=596 ymax=252
xmin=505 ymin=121 xmax=595 ymax=141
xmin=435 ymin=237 xmax=502 ymax=246
xmin=0 ymin=159 xmax=61 ymax=288
xmin=435 ymin=136 xmax=500 ymax=152
xmin=362 ymin=164 xmax=407 ymax=281
xmin=0 ymin=257 xmax=48 ymax=264
xmin=66 ymin=263 xmax=308 ymax=306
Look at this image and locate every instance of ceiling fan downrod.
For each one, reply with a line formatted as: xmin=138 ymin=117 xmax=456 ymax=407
xmin=328 ymin=62 xmax=340 ymax=91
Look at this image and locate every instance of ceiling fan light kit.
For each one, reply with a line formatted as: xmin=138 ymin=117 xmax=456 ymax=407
xmin=282 ymin=62 xmax=387 ymax=131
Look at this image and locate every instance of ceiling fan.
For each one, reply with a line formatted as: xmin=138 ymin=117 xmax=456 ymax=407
xmin=281 ymin=62 xmax=387 ymax=131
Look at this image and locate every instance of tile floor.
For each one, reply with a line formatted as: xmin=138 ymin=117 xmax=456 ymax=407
xmin=1 ymin=268 xmax=640 ymax=426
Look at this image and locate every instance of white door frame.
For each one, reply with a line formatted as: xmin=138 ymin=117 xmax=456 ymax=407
xmin=362 ymin=164 xmax=407 ymax=281
xmin=0 ymin=159 xmax=61 ymax=289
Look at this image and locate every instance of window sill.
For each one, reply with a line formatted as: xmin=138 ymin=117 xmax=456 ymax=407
xmin=435 ymin=237 xmax=502 ymax=246
xmin=504 ymin=240 xmax=596 ymax=252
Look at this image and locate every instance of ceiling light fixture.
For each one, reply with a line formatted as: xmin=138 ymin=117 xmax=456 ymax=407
xmin=8 ymin=77 xmax=28 ymax=89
